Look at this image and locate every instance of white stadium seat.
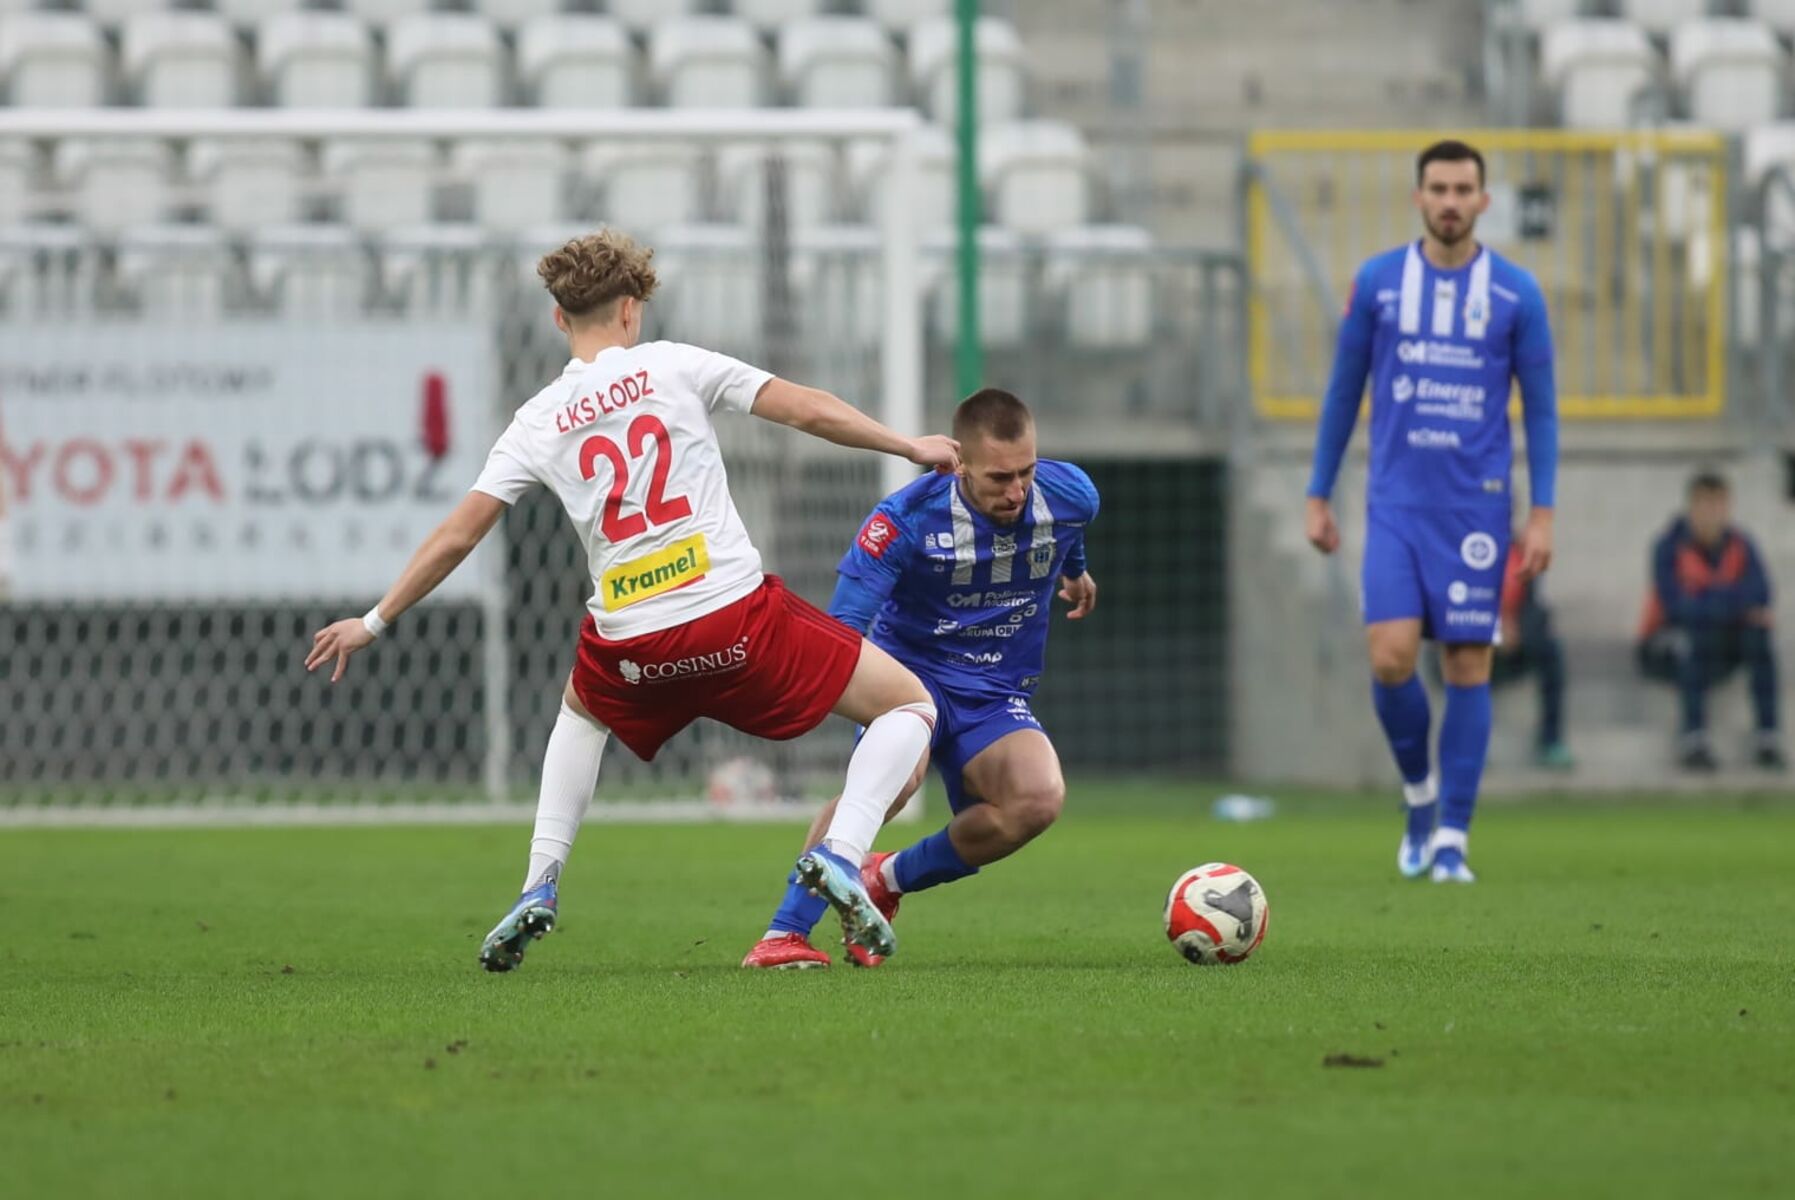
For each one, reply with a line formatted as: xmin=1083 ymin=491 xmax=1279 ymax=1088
xmin=249 ymin=224 xmax=371 ymax=318
xmin=865 ymin=0 xmax=949 ymax=33
xmin=55 ymin=137 xmax=172 ymax=233
xmin=1045 ymin=225 xmax=1156 ymax=351
xmin=475 ymin=0 xmax=566 ymax=30
xmin=388 ymin=14 xmax=504 ymax=109
xmin=779 ymin=17 xmax=895 ymax=109
xmin=379 ymin=223 xmax=490 ymax=315
xmin=846 ymin=123 xmax=954 ymax=229
xmin=909 ymin=16 xmax=1025 ymax=126
xmin=0 ymin=13 xmax=106 ymax=108
xmin=926 ymin=225 xmax=1027 ymax=347
xmin=341 ymin=0 xmax=433 ymax=28
xmin=1751 ymin=1 xmax=1795 ymax=36
xmin=650 ymin=17 xmax=767 ymax=109
xmin=1670 ymin=20 xmax=1784 ymax=132
xmin=717 ymin=140 xmax=837 ymax=231
xmin=122 ymin=12 xmax=238 ymax=109
xmin=0 ymin=138 xmax=36 ymax=226
xmin=517 ymin=16 xmax=633 ymax=109
xmin=581 ymin=142 xmax=702 ymax=236
xmin=81 ymin=1 xmax=167 ymax=25
xmin=652 ymin=224 xmax=762 ymax=353
xmin=1618 ymin=0 xmax=1711 ymax=36
xmin=1515 ymin=0 xmax=1587 ymax=35
xmin=609 ymin=0 xmax=702 ymax=34
xmin=116 ymin=225 xmax=233 ymax=320
xmin=453 ymin=139 xmax=568 ymax=233
xmin=214 ymin=1 xmax=297 ymax=29
xmin=1540 ymin=20 xmax=1657 ymax=128
xmin=258 ymin=13 xmax=373 ymax=109
xmin=981 ymin=120 xmax=1090 ymax=235
xmin=732 ymin=0 xmax=829 ymax=32
xmin=322 ymin=138 xmax=437 ymax=232
xmin=189 ymin=138 xmax=306 ymax=233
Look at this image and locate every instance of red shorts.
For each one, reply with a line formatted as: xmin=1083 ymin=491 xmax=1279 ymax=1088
xmin=571 ymin=575 xmax=864 ymax=762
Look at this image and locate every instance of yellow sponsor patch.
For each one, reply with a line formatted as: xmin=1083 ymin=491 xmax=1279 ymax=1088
xmin=600 ymin=534 xmax=710 ymax=612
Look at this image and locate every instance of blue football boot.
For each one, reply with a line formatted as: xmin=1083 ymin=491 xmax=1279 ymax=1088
xmin=479 ymin=879 xmax=558 ymax=972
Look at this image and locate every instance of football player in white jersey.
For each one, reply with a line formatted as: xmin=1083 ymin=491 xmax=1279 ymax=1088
xmin=306 ymin=231 xmax=958 ymax=970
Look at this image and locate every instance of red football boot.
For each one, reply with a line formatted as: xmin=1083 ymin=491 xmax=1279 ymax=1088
xmin=740 ymin=932 xmax=831 ymax=970
xmin=843 ymin=852 xmax=902 ymax=968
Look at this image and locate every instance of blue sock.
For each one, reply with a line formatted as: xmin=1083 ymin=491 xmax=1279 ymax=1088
xmin=766 ymin=868 xmax=828 ymax=938
xmin=1371 ymin=674 xmax=1432 ymax=785
xmin=1438 ymin=682 xmax=1493 ymax=837
xmin=892 ymin=826 xmax=979 ymax=894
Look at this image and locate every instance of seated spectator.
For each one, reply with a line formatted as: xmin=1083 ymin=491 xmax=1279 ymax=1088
xmin=1494 ymin=541 xmax=1573 ymax=770
xmin=1636 ymin=470 xmax=1784 ymax=772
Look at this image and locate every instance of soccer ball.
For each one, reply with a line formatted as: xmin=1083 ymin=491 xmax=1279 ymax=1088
xmin=1164 ymin=863 xmax=1269 ymax=965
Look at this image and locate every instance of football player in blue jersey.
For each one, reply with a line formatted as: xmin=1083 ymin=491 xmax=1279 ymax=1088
xmin=743 ymin=388 xmax=1100 ymax=968
xmin=1306 ymin=139 xmax=1559 ymax=884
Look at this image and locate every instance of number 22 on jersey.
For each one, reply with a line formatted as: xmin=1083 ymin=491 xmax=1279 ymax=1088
xmin=578 ymin=414 xmax=693 ymax=543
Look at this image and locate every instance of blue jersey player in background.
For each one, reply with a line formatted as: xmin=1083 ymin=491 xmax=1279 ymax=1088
xmin=744 ymin=389 xmax=1100 ymax=968
xmin=1306 ymin=139 xmax=1559 ymax=884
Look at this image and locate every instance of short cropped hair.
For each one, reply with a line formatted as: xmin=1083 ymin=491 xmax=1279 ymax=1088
xmin=952 ymin=388 xmax=1033 ymax=443
xmin=1689 ymin=469 xmax=1730 ymax=497
xmin=1416 ymin=139 xmax=1486 ymax=188
xmin=537 ymin=230 xmax=658 ymax=321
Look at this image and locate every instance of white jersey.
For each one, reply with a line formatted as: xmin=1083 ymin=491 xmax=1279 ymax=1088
xmin=472 ymin=341 xmax=774 ymax=640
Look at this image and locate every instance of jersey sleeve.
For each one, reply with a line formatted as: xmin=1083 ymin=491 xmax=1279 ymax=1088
xmin=469 ymin=420 xmax=540 ymax=505
xmin=1512 ymin=274 xmax=1559 ymax=509
xmin=832 ymin=502 xmax=911 ymax=629
xmin=1306 ymin=262 xmax=1378 ymax=500
xmin=679 ymin=343 xmax=775 ymax=416
xmin=1041 ymin=461 xmax=1099 ymax=576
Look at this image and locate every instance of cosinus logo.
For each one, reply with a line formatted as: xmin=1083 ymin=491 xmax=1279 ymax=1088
xmin=618 ymin=636 xmax=752 ymax=684
xmin=1460 ymin=531 xmax=1499 ymax=571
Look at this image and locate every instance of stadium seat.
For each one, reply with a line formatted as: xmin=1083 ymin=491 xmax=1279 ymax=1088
xmin=388 ymin=14 xmax=504 ymax=109
xmin=81 ymin=0 xmax=166 ymax=26
xmin=189 ymin=138 xmax=306 ymax=233
xmin=652 ymin=224 xmax=763 ymax=354
xmin=732 ymin=0 xmax=829 ymax=32
xmin=1618 ymin=0 xmax=1712 ymax=36
xmin=650 ymin=17 xmax=767 ymax=109
xmin=790 ymin=223 xmax=882 ymax=347
xmin=1669 ymin=20 xmax=1784 ymax=132
xmin=341 ymin=0 xmax=434 ymax=28
xmin=474 ymin=0 xmax=566 ymax=29
xmin=517 ymin=16 xmax=633 ymax=109
xmin=981 ymin=120 xmax=1090 ymax=235
xmin=717 ymin=140 xmax=837 ymax=231
xmin=121 ymin=11 xmax=238 ymax=109
xmin=453 ymin=139 xmax=567 ymax=233
xmin=909 ymin=16 xmax=1025 ymax=126
xmin=926 ymin=225 xmax=1028 ymax=347
xmin=610 ymin=0 xmax=702 ymax=34
xmin=779 ymin=17 xmax=895 ymax=109
xmin=0 ymin=138 xmax=35 ymax=227
xmin=865 ymin=0 xmax=950 ymax=33
xmin=580 ymin=142 xmax=703 ymax=236
xmin=322 ymin=138 xmax=437 ymax=232
xmin=0 ymin=12 xmax=106 ymax=108
xmin=1514 ymin=0 xmax=1589 ymax=34
xmin=116 ymin=224 xmax=234 ymax=321
xmin=1750 ymin=0 xmax=1795 ymax=36
xmin=248 ymin=224 xmax=372 ymax=318
xmin=379 ymin=223 xmax=491 ymax=315
xmin=54 ymin=137 xmax=172 ymax=233
xmin=846 ymin=123 xmax=955 ymax=229
xmin=213 ymin=1 xmax=297 ymax=29
xmin=258 ymin=13 xmax=373 ymax=109
xmin=1045 ymin=225 xmax=1155 ymax=351
xmin=1540 ymin=20 xmax=1658 ymax=128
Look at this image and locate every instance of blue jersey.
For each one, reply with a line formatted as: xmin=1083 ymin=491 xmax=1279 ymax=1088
xmin=1307 ymin=240 xmax=1558 ymax=513
xmin=830 ymin=460 xmax=1099 ymax=698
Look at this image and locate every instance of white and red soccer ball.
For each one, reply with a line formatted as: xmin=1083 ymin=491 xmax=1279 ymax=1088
xmin=1164 ymin=863 xmax=1269 ymax=965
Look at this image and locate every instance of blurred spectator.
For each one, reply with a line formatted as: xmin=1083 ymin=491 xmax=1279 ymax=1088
xmin=1494 ymin=543 xmax=1573 ymax=770
xmin=1636 ymin=471 xmax=1784 ymax=772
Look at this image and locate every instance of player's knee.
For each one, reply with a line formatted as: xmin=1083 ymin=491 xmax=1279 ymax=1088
xmin=1006 ymin=782 xmax=1064 ymax=844
xmin=1369 ymin=649 xmax=1417 ymax=686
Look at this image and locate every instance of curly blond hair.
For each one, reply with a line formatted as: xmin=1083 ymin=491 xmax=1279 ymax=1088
xmin=536 ymin=230 xmax=659 ymax=321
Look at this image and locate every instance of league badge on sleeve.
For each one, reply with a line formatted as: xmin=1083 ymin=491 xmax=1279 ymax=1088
xmin=857 ymin=514 xmax=901 ymax=558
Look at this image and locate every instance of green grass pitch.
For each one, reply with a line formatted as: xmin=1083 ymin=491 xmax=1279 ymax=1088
xmin=2 ymin=786 xmax=1792 ymax=1199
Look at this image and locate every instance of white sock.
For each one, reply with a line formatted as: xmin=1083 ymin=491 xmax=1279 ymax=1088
xmin=1402 ymin=774 xmax=1438 ymax=808
xmin=521 ymin=701 xmax=609 ymax=893
xmin=822 ymin=700 xmax=935 ymax=866
xmin=880 ymin=855 xmax=902 ymax=894
xmin=1431 ymin=826 xmax=1468 ymax=854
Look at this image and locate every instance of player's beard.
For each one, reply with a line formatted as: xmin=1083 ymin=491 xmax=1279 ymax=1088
xmin=1425 ymin=211 xmax=1476 ymax=247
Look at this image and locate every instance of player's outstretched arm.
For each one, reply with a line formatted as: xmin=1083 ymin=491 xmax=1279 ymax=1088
xmin=304 ymin=492 xmax=506 ymax=684
xmin=751 ymin=378 xmax=959 ymax=473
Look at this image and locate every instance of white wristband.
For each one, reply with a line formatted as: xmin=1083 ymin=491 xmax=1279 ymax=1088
xmin=362 ymin=605 xmax=389 ymax=639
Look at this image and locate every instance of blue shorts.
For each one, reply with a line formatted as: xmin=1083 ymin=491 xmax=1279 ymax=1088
xmin=1361 ymin=504 xmax=1509 ymax=643
xmin=915 ymin=674 xmax=1047 ymax=814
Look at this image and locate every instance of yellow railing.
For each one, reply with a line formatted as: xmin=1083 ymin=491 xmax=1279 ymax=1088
xmin=1247 ymin=129 xmax=1729 ymax=420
